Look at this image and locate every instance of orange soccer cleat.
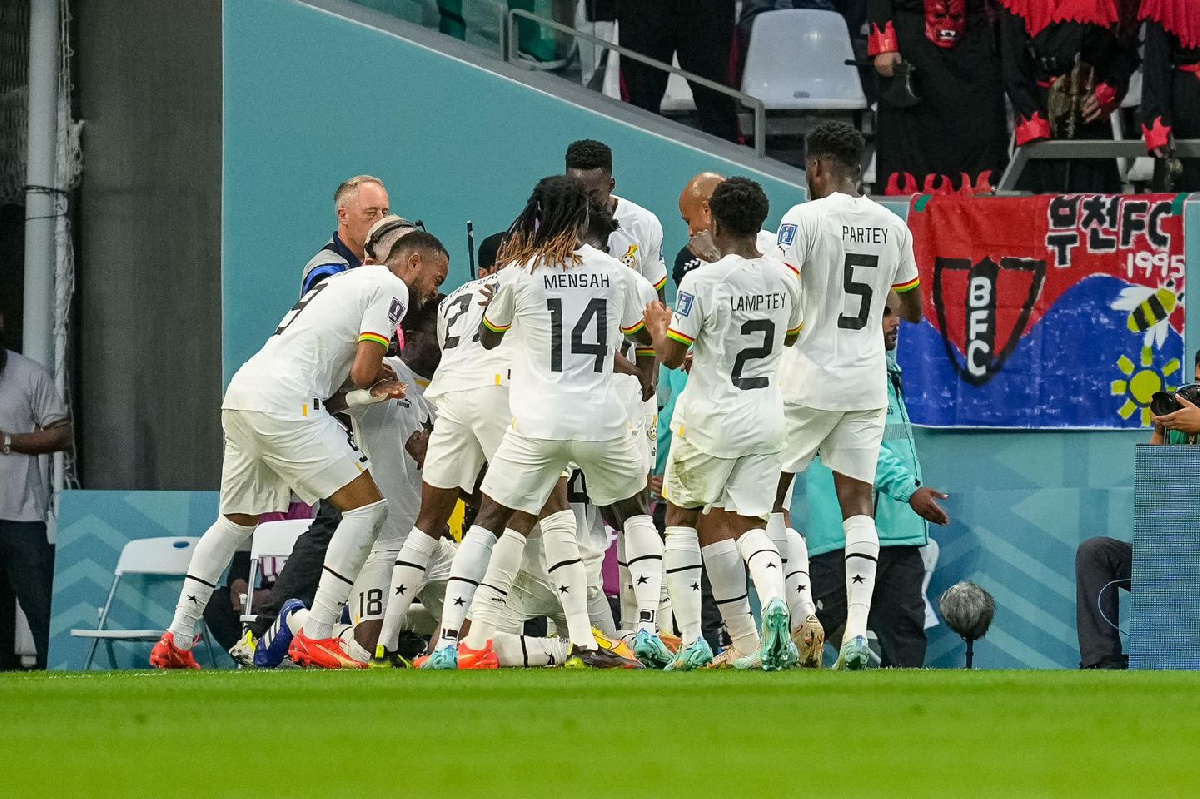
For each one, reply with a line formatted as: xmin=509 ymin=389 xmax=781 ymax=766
xmin=149 ymin=632 xmax=201 ymax=670
xmin=457 ymin=640 xmax=499 ymax=670
xmin=288 ymin=630 xmax=367 ymax=669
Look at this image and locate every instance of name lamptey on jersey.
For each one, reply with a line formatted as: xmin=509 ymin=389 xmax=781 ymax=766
xmin=775 ymin=192 xmax=919 ymax=412
xmin=482 ymin=244 xmax=647 ymax=441
xmin=424 ymin=273 xmax=512 ymax=403
xmin=223 ymin=265 xmax=408 ymax=419
xmin=668 ymin=254 xmax=802 ymax=457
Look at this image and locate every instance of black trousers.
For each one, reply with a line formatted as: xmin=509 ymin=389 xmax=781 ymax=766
xmin=811 ymin=544 xmax=927 ymax=668
xmin=247 ymin=502 xmax=340 ymax=638
xmin=0 ymin=520 xmax=54 ymax=669
xmin=1075 ymin=536 xmax=1131 ymax=669
xmin=617 ymin=0 xmax=740 ymax=142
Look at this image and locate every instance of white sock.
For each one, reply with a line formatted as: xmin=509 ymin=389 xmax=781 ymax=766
xmin=843 ymin=515 xmax=879 ymax=642
xmin=785 ymin=527 xmax=817 ymax=623
xmin=336 ymin=624 xmax=370 ymax=663
xmin=286 ymin=608 xmax=308 ymax=635
xmin=737 ymin=527 xmax=785 ymax=606
xmin=702 ymin=538 xmax=758 ymax=654
xmin=766 ymin=513 xmax=789 ymax=570
xmin=376 ymin=528 xmax=440 ymax=651
xmin=617 ymin=535 xmax=638 ymax=630
xmin=463 ymin=530 xmax=527 ymax=650
xmin=541 ymin=509 xmax=595 ymax=649
xmin=622 ymin=515 xmax=663 ymax=634
xmin=587 ymin=585 xmax=617 ymax=636
xmin=169 ymin=516 xmax=255 ymax=648
xmin=305 ymin=499 xmax=388 ymax=640
xmin=664 ymin=526 xmax=703 ymax=645
xmin=435 ymin=526 xmax=503 ymax=650
xmin=493 ymin=632 xmax=571 ymax=667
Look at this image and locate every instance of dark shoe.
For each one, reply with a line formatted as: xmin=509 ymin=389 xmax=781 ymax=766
xmin=565 ymin=643 xmax=645 ymax=669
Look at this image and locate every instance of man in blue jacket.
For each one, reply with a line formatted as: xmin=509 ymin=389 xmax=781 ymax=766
xmin=796 ymin=291 xmax=948 ymax=667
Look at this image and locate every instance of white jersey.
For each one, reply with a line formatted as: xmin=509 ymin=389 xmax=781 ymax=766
xmin=482 ymin=244 xmax=646 ymax=441
xmin=346 ymin=358 xmax=435 ymax=541
xmin=776 ymin=193 xmax=919 ymax=411
xmin=610 ymin=196 xmax=668 ymax=292
xmin=224 ymin=265 xmax=408 ymax=419
xmin=618 ymin=270 xmax=660 ymax=420
xmin=669 ymin=254 xmax=802 ymax=457
xmin=756 ymin=229 xmax=779 ymax=255
xmin=424 ymin=274 xmax=512 ymax=402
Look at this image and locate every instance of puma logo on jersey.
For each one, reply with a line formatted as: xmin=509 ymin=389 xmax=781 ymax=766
xmin=621 ymin=244 xmax=639 ymax=266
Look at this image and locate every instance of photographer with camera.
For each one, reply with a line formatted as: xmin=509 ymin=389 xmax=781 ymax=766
xmin=1075 ymin=349 xmax=1200 ymax=669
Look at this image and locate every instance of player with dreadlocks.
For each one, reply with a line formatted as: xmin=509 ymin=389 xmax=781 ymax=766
xmin=438 ymin=175 xmax=668 ymax=670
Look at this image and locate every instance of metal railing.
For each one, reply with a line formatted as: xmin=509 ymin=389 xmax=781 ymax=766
xmin=502 ymin=8 xmax=768 ymax=158
xmin=998 ymin=139 xmax=1200 ymax=192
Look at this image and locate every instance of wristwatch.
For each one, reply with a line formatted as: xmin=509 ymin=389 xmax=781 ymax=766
xmin=1 ymin=433 xmax=11 ymax=455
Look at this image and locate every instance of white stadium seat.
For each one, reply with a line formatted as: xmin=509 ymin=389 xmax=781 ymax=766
xmin=240 ymin=518 xmax=310 ymax=623
xmin=741 ymin=9 xmax=866 ymax=112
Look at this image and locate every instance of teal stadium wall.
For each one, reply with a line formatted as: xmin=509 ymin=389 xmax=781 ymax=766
xmin=45 ymin=0 xmax=1200 ymax=669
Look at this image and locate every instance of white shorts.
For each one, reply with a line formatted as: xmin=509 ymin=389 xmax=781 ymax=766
xmin=662 ymin=435 xmax=782 ymax=519
xmin=423 ymin=385 xmax=510 ymax=493
xmin=482 ymin=429 xmax=645 ymax=515
xmin=218 ymin=409 xmax=368 ymax=516
xmin=782 ymin=405 xmax=886 ymax=484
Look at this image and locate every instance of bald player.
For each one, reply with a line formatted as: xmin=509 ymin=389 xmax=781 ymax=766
xmin=674 ymin=172 xmax=825 ymax=668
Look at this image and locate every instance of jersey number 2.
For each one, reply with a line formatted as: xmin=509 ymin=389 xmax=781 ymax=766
xmin=837 ymin=253 xmax=879 ymax=330
xmin=548 ymin=297 xmax=607 ymax=373
xmin=731 ymin=319 xmax=775 ymax=390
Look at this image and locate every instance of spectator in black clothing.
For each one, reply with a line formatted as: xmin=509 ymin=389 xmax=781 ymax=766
xmin=998 ymin=0 xmax=1141 ymax=193
xmin=617 ymin=0 xmax=741 ymax=142
xmin=1139 ymin=0 xmax=1200 ymax=191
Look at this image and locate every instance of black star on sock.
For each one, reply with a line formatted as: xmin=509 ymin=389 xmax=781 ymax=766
xmin=395 ymin=585 xmax=407 ymax=596
xmin=690 ymin=582 xmax=700 ymax=591
xmin=852 ymin=574 xmax=865 ymax=584
xmin=766 ymin=562 xmax=778 ymax=569
xmin=453 ymin=596 xmax=465 ymax=606
xmin=798 ymin=584 xmax=807 ymax=592
xmin=558 ymin=585 xmax=569 ymax=594
xmin=186 ymin=594 xmax=199 ymax=605
xmin=636 ymin=576 xmax=649 ymax=585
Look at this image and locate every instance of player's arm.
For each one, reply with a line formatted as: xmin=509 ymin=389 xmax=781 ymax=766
xmin=643 ymin=274 xmax=699 ymax=370
xmin=478 ymin=277 xmax=513 ymax=350
xmin=893 ymin=230 xmax=923 ymax=323
xmin=354 ymin=287 xmax=407 ymax=387
xmin=784 ymin=270 xmax=804 ymax=347
xmin=324 ymin=380 xmax=407 ymax=413
xmin=647 ymin=216 xmax=669 ymax=302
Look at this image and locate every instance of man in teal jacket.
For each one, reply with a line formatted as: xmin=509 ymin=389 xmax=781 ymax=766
xmin=794 ymin=292 xmax=949 ymax=667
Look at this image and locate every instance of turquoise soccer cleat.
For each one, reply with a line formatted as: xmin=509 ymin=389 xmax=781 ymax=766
xmin=664 ymin=637 xmax=714 ymax=671
xmin=759 ymin=597 xmax=794 ymax=671
xmin=834 ymin=635 xmax=871 ymax=671
xmin=420 ymin=645 xmax=458 ymax=670
xmin=633 ymin=630 xmax=674 ymax=669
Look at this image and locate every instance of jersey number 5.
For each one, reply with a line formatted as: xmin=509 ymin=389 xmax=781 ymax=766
xmin=838 ymin=253 xmax=880 ymax=330
xmin=731 ymin=319 xmax=775 ymax=390
xmin=547 ymin=297 xmax=608 ymax=373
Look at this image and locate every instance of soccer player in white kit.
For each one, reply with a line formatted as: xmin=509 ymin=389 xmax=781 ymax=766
xmin=644 ymin=177 xmax=803 ymax=672
xmin=773 ymin=121 xmax=923 ymax=670
xmin=454 ymin=175 xmax=664 ymax=670
xmin=150 ymin=232 xmax=447 ymax=669
xmin=371 ymin=232 xmax=520 ymax=667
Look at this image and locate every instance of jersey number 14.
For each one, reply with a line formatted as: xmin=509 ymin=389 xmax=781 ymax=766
xmin=547 ymin=297 xmax=607 ymax=373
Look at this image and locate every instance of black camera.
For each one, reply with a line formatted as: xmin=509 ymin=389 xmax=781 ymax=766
xmin=1150 ymin=383 xmax=1200 ymax=417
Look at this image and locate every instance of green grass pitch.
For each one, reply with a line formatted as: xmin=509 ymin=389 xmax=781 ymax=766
xmin=3 ymin=669 xmax=1199 ymax=797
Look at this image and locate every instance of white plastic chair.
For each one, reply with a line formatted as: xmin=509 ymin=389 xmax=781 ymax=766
xmin=741 ymin=9 xmax=866 ymax=111
xmin=239 ymin=519 xmax=309 ymax=623
xmin=661 ymin=54 xmax=698 ymax=114
xmin=70 ymin=536 xmax=216 ymax=669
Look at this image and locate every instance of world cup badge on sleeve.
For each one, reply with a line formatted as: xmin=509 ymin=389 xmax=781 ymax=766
xmin=676 ymin=291 xmax=694 ymax=317
xmin=778 ymin=224 xmax=797 ymax=247
xmin=388 ymin=297 xmax=406 ymax=326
